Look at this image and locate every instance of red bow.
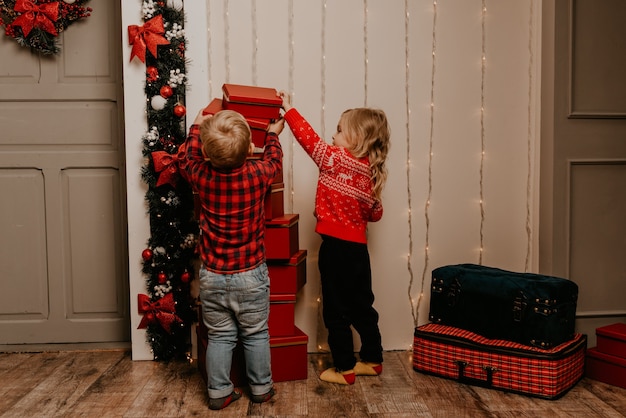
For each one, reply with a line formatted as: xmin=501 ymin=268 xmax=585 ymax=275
xmin=128 ymin=15 xmax=170 ymax=63
xmin=152 ymin=150 xmax=182 ymax=187
xmin=137 ymin=293 xmax=181 ymax=333
xmin=12 ymin=0 xmax=59 ymax=37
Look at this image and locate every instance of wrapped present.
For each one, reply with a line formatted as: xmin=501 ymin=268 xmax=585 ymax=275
xmin=596 ymin=323 xmax=626 ymax=359
xmin=265 ymin=214 xmax=299 ymax=260
xmin=202 ymin=97 xmax=271 ymax=148
xmin=197 ymin=319 xmax=309 ymax=384
xmin=269 ymin=294 xmax=296 ymax=336
xmin=268 ymin=249 xmax=307 ymax=295
xmin=586 ymin=347 xmax=626 ymax=389
xmin=222 ymin=83 xmax=282 ymax=120
xmin=264 ymin=182 xmax=285 ymax=220
xmin=201 ymin=97 xmax=223 ymax=116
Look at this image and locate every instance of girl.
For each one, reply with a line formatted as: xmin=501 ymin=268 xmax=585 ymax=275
xmin=280 ymin=91 xmax=390 ymax=385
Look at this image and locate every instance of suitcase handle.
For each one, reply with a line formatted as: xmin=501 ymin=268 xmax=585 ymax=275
xmin=455 ymin=361 xmax=497 ymax=387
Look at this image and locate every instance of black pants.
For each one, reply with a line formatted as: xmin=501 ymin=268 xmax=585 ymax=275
xmin=318 ymin=234 xmax=383 ymax=371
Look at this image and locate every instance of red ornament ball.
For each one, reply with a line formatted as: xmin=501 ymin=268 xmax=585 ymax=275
xmin=158 ymin=272 xmax=167 ymax=284
xmin=160 ymin=85 xmax=173 ymax=98
xmin=181 ymin=271 xmax=191 ymax=283
xmin=141 ymin=248 xmax=153 ymax=261
xmin=173 ymin=104 xmax=186 ymax=118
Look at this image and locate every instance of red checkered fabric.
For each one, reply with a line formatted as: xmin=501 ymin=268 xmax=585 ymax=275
xmin=412 ymin=323 xmax=586 ymax=399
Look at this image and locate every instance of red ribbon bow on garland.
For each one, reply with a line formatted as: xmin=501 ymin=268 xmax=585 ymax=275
xmin=137 ymin=293 xmax=181 ymax=333
xmin=151 ymin=150 xmax=182 ymax=187
xmin=128 ymin=14 xmax=170 ymax=63
xmin=12 ymin=0 xmax=59 ymax=37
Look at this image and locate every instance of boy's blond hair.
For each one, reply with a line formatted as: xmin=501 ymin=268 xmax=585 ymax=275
xmin=199 ymin=110 xmax=252 ymax=169
xmin=339 ymin=108 xmax=390 ymax=200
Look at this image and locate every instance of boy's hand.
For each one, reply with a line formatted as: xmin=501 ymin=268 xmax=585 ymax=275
xmin=193 ymin=109 xmax=212 ymax=126
xmin=268 ymin=117 xmax=285 ymax=136
xmin=278 ymin=90 xmax=292 ymax=112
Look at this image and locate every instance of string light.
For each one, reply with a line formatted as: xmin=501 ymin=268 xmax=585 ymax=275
xmin=224 ymin=0 xmax=230 ymax=82
xmin=288 ymin=0 xmax=295 ymax=213
xmin=206 ymin=2 xmax=213 ymax=98
xmin=411 ymin=0 xmax=437 ymax=328
xmin=405 ymin=0 xmax=417 ymax=328
xmin=364 ymin=0 xmax=369 ymax=106
xmin=316 ymin=0 xmax=328 ymax=350
xmin=251 ymin=0 xmax=258 ymax=85
xmin=525 ymin=0 xmax=535 ymax=272
xmin=478 ymin=0 xmax=486 ymax=265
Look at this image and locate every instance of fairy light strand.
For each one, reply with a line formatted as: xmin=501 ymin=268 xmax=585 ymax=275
xmin=524 ymin=0 xmax=535 ymax=272
xmin=478 ymin=1 xmax=486 ymax=265
xmin=320 ymin=0 xmax=327 ymax=139
xmin=364 ymin=0 xmax=369 ymax=106
xmin=224 ymin=0 xmax=230 ymax=82
xmin=404 ymin=0 xmax=417 ymax=328
xmin=206 ymin=1 xmax=213 ymax=98
xmin=251 ymin=0 xmax=258 ymax=85
xmin=317 ymin=0 xmax=328 ymax=351
xmin=413 ymin=0 xmax=438 ymax=328
xmin=287 ymin=0 xmax=295 ymax=213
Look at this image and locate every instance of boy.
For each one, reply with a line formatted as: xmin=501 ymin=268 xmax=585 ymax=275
xmin=183 ymin=109 xmax=284 ymax=410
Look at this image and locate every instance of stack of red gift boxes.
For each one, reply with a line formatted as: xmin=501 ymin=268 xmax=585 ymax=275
xmin=196 ymin=84 xmax=308 ymax=384
xmin=585 ymin=323 xmax=626 ymax=389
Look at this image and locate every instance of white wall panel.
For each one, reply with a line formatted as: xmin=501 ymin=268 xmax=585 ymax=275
xmin=126 ymin=0 xmax=541 ymax=354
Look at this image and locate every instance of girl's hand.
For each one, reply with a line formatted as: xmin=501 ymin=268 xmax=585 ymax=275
xmin=278 ymin=90 xmax=292 ymax=112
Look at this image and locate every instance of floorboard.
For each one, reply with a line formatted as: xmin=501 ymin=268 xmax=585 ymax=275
xmin=0 ymin=350 xmax=624 ymax=417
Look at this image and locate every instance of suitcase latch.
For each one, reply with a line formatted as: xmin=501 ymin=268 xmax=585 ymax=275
xmin=446 ymin=278 xmax=461 ymax=306
xmin=512 ymin=292 xmax=527 ymax=322
xmin=535 ymin=298 xmax=557 ymax=306
xmin=431 ymin=277 xmax=444 ymax=294
xmin=533 ymin=306 xmax=555 ymax=316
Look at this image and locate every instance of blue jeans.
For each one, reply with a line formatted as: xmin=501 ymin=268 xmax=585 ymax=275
xmin=199 ymin=263 xmax=273 ymax=398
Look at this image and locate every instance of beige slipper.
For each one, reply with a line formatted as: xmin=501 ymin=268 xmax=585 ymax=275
xmin=319 ymin=367 xmax=356 ymax=385
xmin=353 ymin=361 xmax=383 ymax=376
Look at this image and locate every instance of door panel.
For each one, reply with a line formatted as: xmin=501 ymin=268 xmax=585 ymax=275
xmin=0 ymin=0 xmax=128 ymax=345
xmin=0 ymin=169 xmax=48 ymax=320
xmin=542 ymin=0 xmax=626 ymax=346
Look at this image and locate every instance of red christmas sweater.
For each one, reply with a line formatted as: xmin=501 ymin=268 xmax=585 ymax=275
xmin=284 ymin=108 xmax=382 ymax=244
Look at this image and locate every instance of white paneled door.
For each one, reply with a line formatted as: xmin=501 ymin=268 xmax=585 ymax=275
xmin=541 ymin=0 xmax=626 ymax=346
xmin=0 ymin=0 xmax=129 ymax=345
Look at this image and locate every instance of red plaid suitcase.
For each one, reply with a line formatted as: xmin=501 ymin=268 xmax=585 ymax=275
xmin=413 ymin=323 xmax=586 ymax=400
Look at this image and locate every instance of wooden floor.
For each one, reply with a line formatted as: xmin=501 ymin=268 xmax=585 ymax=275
xmin=0 ymin=349 xmax=625 ymax=417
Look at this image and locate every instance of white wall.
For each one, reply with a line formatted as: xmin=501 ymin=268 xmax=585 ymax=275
xmin=123 ymin=0 xmax=542 ymax=358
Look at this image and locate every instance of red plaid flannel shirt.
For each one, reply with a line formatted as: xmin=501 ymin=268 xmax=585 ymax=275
xmin=183 ymin=125 xmax=282 ymax=273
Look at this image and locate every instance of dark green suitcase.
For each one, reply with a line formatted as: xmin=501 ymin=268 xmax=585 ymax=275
xmin=429 ymin=264 xmax=578 ymax=348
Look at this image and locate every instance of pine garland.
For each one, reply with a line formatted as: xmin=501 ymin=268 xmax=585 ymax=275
xmin=136 ymin=0 xmax=198 ymax=361
xmin=0 ymin=0 xmax=92 ymax=55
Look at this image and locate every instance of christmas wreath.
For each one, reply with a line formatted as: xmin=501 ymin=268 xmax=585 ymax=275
xmin=0 ymin=0 xmax=92 ymax=55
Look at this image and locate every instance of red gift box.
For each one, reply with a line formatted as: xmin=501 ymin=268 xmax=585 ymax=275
xmin=202 ymin=97 xmax=223 ymax=116
xmin=269 ymin=294 xmax=296 ymax=336
xmin=269 ymin=327 xmax=309 ymax=382
xmin=197 ymin=321 xmax=309 ymax=385
xmin=265 ymin=214 xmax=299 ymax=260
xmin=268 ymin=249 xmax=307 ymax=295
xmin=586 ymin=347 xmax=626 ymax=389
xmin=596 ymin=323 xmax=626 ymax=359
xmin=222 ymin=84 xmax=282 ymax=120
xmin=264 ymin=182 xmax=285 ymax=220
xmin=202 ymin=98 xmax=270 ymax=149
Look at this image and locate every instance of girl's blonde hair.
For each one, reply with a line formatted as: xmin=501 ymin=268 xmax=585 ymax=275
xmin=340 ymin=108 xmax=390 ymax=200
xmin=199 ymin=110 xmax=251 ymax=169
